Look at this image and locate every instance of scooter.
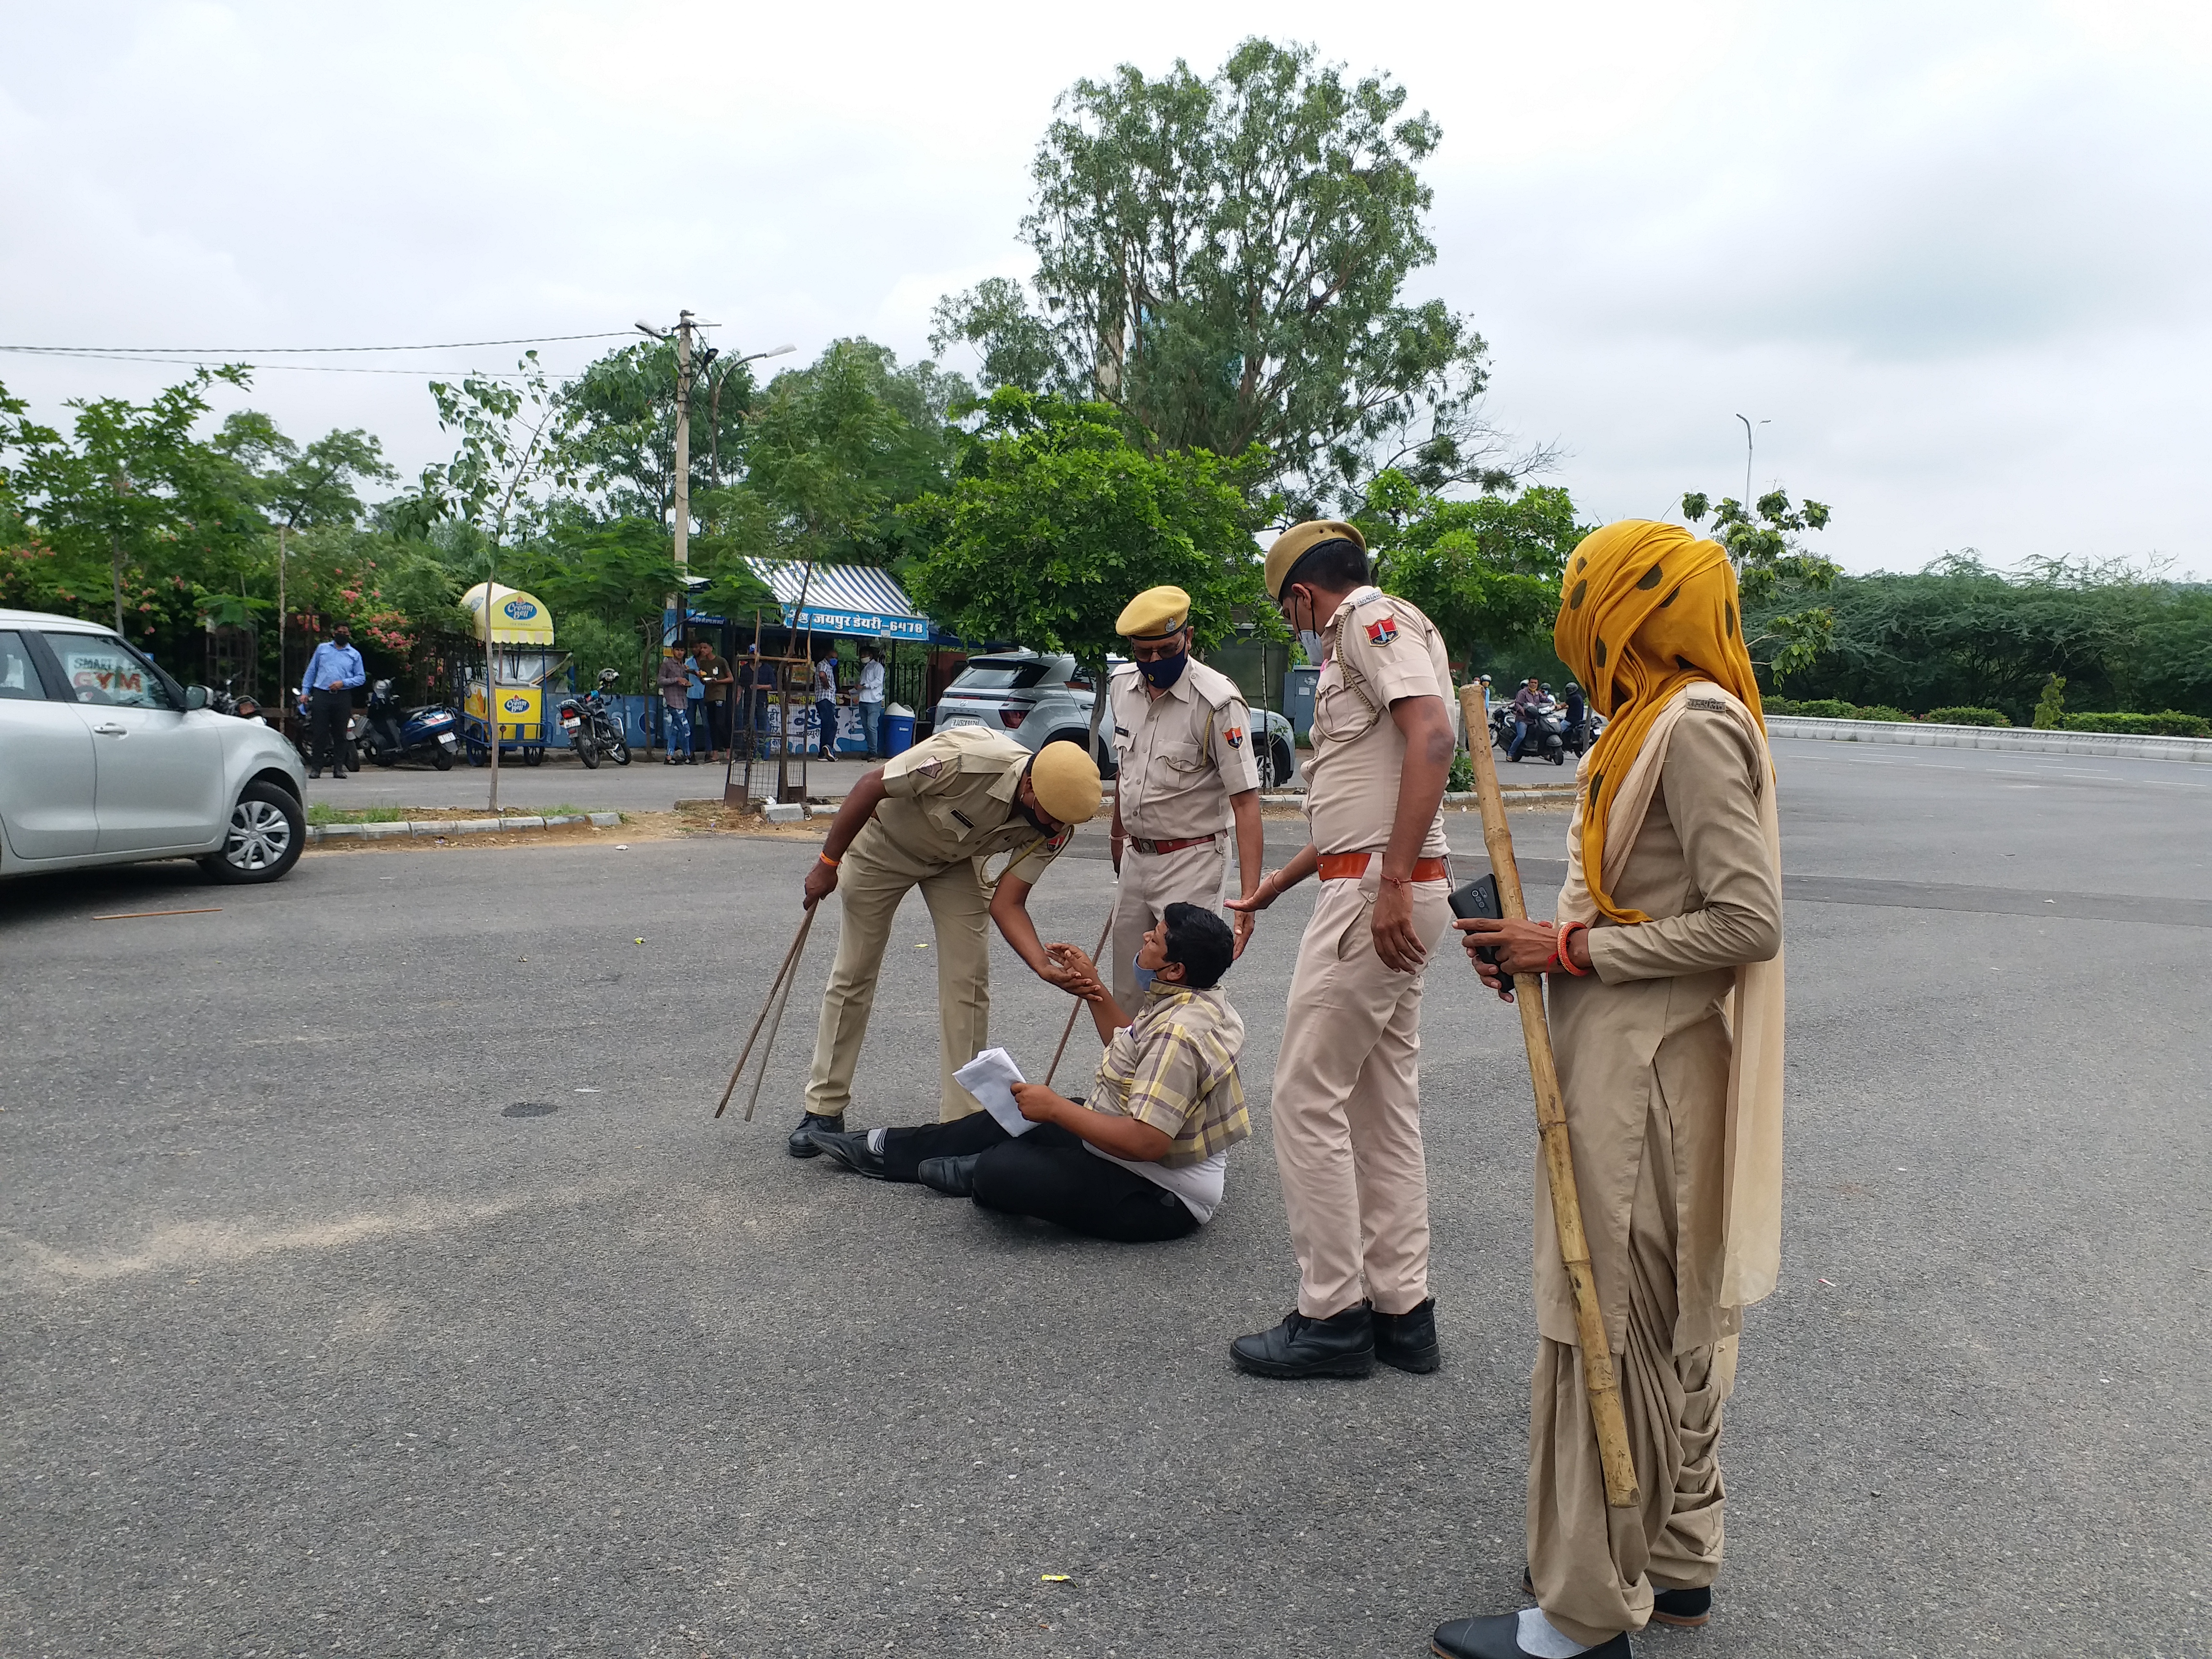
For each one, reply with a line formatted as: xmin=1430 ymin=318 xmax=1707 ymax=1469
xmin=1497 ymin=698 xmax=1565 ymax=764
xmin=361 ymin=679 xmax=460 ymax=770
xmin=556 ymin=669 xmax=632 ymax=769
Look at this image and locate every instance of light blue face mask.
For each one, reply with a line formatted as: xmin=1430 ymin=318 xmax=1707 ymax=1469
xmin=1131 ymin=953 xmax=1156 ymax=995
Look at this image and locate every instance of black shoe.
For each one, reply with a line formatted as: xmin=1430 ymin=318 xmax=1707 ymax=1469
xmin=1229 ymin=1305 xmax=1374 ymax=1379
xmin=1651 ymin=1586 xmax=1711 ymax=1628
xmin=917 ymin=1153 xmax=981 ymax=1196
xmin=332 ymin=769 xmax=347 ymax=779
xmin=1432 ymin=1612 xmax=1629 ymax=1658
xmin=1374 ymin=1296 xmax=1441 ymax=1373
xmin=308 ymin=769 xmax=322 ymax=779
xmin=805 ymin=1127 xmax=889 ymax=1178
xmin=786 ymin=1111 xmax=844 ymax=1158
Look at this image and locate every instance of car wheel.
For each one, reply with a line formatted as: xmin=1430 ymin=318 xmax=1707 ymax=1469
xmin=199 ymin=781 xmax=305 ymax=884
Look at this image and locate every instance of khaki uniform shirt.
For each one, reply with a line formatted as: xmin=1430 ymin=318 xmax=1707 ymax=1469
xmin=1087 ymin=983 xmax=1250 ymax=1167
xmin=1109 ymin=659 xmax=1261 ymax=840
xmin=876 ymin=727 xmax=1071 ymax=886
xmin=1304 ymin=588 xmax=1452 ymax=858
xmin=1541 ymin=708 xmax=1783 ymax=1355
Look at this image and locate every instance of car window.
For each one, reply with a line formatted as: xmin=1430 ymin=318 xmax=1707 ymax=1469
xmin=43 ymin=633 xmax=177 ymax=710
xmin=950 ymin=662 xmax=1048 ymax=691
xmin=0 ymin=630 xmax=46 ymax=701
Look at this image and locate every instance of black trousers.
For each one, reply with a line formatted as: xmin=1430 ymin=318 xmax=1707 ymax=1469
xmin=881 ymin=1117 xmax=1198 ymax=1243
xmin=309 ymin=687 xmax=351 ymax=772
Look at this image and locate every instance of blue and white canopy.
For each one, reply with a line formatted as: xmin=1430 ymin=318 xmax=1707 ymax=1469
xmin=742 ymin=558 xmax=938 ymax=642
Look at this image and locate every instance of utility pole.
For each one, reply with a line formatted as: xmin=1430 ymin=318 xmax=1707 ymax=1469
xmin=673 ymin=309 xmax=695 ymax=624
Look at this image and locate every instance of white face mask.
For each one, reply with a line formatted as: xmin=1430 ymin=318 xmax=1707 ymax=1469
xmin=1298 ymin=630 xmax=1327 ymax=664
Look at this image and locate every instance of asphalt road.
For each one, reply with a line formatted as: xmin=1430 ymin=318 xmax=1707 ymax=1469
xmin=3 ymin=740 xmax=2206 ymax=1658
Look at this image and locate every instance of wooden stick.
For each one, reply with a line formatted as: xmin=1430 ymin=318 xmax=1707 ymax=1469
xmin=741 ymin=906 xmax=815 ymax=1122
xmin=712 ymin=905 xmax=816 ymax=1119
xmin=93 ymin=908 xmax=222 ymax=920
xmin=1459 ymin=686 xmax=1641 ymax=1510
xmin=1043 ymin=906 xmax=1116 ymax=1089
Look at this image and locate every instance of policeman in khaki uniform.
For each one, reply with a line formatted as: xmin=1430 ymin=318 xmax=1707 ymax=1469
xmin=1107 ymin=585 xmax=1265 ymax=1006
xmin=1226 ymin=520 xmax=1458 ymax=1380
xmin=785 ymin=727 xmax=1102 ymax=1155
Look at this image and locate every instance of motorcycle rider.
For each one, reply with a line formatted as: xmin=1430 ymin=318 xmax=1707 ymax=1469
xmin=1563 ymin=681 xmax=1587 ymax=753
xmin=1508 ymin=676 xmax=1544 ymax=761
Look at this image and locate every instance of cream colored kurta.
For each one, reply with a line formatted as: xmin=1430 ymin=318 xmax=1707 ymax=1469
xmin=1539 ymin=699 xmax=1782 ymax=1354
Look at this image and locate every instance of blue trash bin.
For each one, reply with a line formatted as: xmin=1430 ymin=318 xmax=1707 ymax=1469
xmin=881 ymin=704 xmax=915 ymax=757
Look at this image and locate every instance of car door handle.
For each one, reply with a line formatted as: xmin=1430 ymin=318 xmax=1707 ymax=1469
xmin=90 ymin=722 xmax=128 ymax=735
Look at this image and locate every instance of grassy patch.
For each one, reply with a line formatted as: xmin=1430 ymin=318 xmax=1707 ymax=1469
xmin=306 ymin=803 xmax=407 ymax=825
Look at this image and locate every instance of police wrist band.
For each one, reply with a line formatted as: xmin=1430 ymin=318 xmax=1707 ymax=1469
xmin=818 ymin=852 xmax=841 ymax=868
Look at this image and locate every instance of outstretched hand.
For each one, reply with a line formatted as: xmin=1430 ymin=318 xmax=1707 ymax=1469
xmin=1042 ymin=942 xmax=1106 ymax=1001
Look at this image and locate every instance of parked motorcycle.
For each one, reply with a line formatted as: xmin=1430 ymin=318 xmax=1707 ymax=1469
xmin=557 ymin=669 xmax=632 ymax=769
xmin=361 ymin=679 xmax=461 ymax=770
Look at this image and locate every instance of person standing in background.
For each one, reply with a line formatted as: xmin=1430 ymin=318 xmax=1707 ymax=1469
xmin=856 ymin=645 xmax=887 ymax=759
xmin=812 ymin=651 xmax=840 ymax=758
xmin=736 ymin=645 xmax=765 ymax=757
xmin=299 ymin=625 xmax=365 ymax=780
xmin=658 ymin=646 xmax=696 ymax=764
xmin=696 ymin=639 xmax=733 ymax=762
xmin=684 ymin=644 xmax=708 ymax=761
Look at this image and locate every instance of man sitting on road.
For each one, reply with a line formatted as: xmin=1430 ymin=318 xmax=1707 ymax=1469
xmin=805 ymin=905 xmax=1248 ymax=1243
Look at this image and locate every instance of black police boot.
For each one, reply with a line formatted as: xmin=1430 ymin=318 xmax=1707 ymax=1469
xmin=917 ymin=1154 xmax=982 ymax=1197
xmin=1651 ymin=1585 xmax=1712 ymax=1627
xmin=1229 ymin=1304 xmax=1375 ymax=1379
xmin=1432 ymin=1612 xmax=1629 ymax=1658
xmin=1373 ymin=1297 xmax=1441 ymax=1373
xmin=805 ymin=1127 xmax=889 ymax=1178
xmin=786 ymin=1111 xmax=843 ymax=1158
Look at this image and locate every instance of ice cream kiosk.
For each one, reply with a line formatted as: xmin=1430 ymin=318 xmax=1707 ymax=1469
xmin=459 ymin=581 xmax=569 ymax=767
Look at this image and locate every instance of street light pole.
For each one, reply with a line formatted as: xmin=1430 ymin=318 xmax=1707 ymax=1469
xmin=1736 ymin=413 xmax=1769 ymax=509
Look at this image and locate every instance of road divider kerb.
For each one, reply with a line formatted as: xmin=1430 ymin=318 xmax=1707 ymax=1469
xmin=305 ymin=811 xmax=622 ymax=845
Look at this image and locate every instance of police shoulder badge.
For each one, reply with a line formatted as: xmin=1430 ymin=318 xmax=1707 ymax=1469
xmin=1364 ymin=616 xmax=1399 ymax=647
xmin=1223 ymin=725 xmax=1244 ymax=749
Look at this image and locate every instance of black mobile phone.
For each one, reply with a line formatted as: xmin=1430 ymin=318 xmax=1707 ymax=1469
xmin=1448 ymin=874 xmax=1510 ymax=968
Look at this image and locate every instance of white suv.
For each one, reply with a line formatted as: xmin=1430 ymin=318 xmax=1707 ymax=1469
xmin=0 ymin=609 xmax=309 ymax=885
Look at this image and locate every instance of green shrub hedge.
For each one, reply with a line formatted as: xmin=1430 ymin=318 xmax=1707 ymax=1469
xmin=1923 ymin=706 xmax=2011 ymax=727
xmin=2059 ymin=710 xmax=2212 ymax=738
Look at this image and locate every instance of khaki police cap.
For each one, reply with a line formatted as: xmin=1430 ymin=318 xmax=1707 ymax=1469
xmin=1264 ymin=520 xmax=1367 ymax=601
xmin=1115 ymin=585 xmax=1192 ymax=640
xmin=1028 ymin=740 xmax=1102 ymax=825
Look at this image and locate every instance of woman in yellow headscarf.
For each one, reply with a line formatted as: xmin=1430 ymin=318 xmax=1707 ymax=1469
xmin=1436 ymin=521 xmax=1785 ymax=1659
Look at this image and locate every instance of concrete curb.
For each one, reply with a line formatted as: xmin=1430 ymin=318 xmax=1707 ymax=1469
xmin=306 ymin=811 xmax=621 ymax=844
xmin=1767 ymin=715 xmax=2212 ymax=764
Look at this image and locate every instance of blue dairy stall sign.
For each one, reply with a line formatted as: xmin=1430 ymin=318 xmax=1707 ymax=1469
xmin=784 ymin=604 xmax=930 ymax=641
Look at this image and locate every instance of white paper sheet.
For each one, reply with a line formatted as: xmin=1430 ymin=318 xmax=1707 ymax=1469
xmin=954 ymin=1046 xmax=1037 ymax=1137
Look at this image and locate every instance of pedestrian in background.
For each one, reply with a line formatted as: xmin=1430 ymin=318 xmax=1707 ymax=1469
xmin=856 ymin=645 xmax=887 ymax=759
xmin=736 ymin=645 xmax=765 ymax=757
xmin=658 ymin=646 xmax=696 ymax=764
xmin=812 ymin=651 xmax=840 ymax=758
xmin=684 ymin=643 xmax=708 ymax=760
xmin=299 ymin=625 xmax=365 ymax=780
xmin=695 ymin=639 xmax=733 ymax=762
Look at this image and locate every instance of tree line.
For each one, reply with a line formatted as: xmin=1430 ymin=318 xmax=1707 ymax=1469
xmin=3 ymin=36 xmax=2201 ymax=728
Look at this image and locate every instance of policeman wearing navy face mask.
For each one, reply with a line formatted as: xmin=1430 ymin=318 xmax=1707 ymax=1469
xmin=1106 ymin=586 xmax=1264 ymax=1008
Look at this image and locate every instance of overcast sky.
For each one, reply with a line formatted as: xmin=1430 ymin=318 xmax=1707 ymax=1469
xmin=5 ymin=0 xmax=2208 ymax=576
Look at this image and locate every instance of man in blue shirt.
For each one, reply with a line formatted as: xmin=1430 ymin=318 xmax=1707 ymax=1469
xmin=299 ymin=626 xmax=366 ymax=778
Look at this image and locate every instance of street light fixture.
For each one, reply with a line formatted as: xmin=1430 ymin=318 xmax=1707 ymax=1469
xmin=1736 ymin=413 xmax=1770 ymax=510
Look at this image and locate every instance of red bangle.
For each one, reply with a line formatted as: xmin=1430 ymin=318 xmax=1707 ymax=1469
xmin=1555 ymin=921 xmax=1592 ymax=976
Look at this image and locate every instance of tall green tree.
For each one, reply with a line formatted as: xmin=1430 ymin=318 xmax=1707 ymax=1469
xmin=1358 ymin=469 xmax=1587 ymax=673
xmin=932 ymin=38 xmax=1536 ymax=516
xmin=904 ymin=388 xmax=1267 ymax=749
xmin=560 ymin=338 xmax=759 ymax=527
xmin=1682 ymin=488 xmax=1839 ymax=682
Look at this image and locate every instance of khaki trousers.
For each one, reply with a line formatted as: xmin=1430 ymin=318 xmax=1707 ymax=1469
xmin=1110 ymin=838 xmax=1227 ymax=1006
xmin=802 ymin=822 xmax=991 ymax=1123
xmin=1269 ymin=869 xmax=1451 ymax=1318
xmin=1526 ymin=1078 xmax=1737 ymax=1646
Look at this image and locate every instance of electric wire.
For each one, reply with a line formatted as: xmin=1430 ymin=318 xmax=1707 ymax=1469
xmin=0 ymin=330 xmax=635 ymax=355
xmin=0 ymin=348 xmax=560 ymax=377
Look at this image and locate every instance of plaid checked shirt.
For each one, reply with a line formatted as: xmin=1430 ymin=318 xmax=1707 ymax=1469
xmin=1088 ymin=984 xmax=1249 ymax=1167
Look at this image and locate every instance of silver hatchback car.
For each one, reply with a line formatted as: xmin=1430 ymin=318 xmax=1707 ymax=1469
xmin=930 ymin=649 xmax=1302 ymax=789
xmin=0 ymin=609 xmax=309 ymax=885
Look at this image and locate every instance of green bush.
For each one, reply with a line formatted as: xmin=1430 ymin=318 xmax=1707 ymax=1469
xmin=2032 ymin=672 xmax=2067 ymax=730
xmin=1769 ymin=697 xmax=1864 ymax=719
xmin=1923 ymin=706 xmax=2010 ymax=727
xmin=1856 ymin=704 xmax=1914 ymax=722
xmin=2060 ymin=710 xmax=2212 ymax=738
xmin=1447 ymin=750 xmax=1474 ymax=793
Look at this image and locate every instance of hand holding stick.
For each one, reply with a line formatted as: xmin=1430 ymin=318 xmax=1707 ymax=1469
xmin=1458 ymin=685 xmax=1640 ymax=1509
xmin=1043 ymin=907 xmax=1115 ymax=1088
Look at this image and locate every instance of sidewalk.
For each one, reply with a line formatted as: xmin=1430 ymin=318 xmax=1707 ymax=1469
xmin=304 ymin=751 xmax=879 ymax=815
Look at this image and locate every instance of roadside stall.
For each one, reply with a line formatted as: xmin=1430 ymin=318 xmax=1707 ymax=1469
xmin=457 ymin=581 xmax=571 ymax=768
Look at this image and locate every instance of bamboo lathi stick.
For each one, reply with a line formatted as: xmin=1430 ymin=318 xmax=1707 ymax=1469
xmin=1458 ymin=686 xmax=1640 ymax=1510
xmin=1042 ymin=906 xmax=1117 ymax=1089
xmin=713 ymin=904 xmax=817 ymax=1120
